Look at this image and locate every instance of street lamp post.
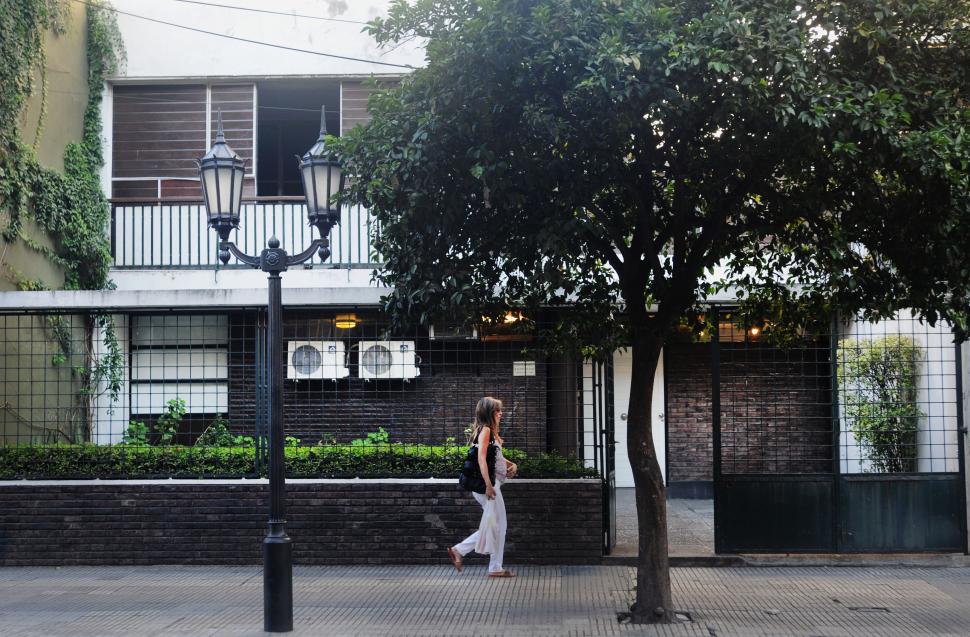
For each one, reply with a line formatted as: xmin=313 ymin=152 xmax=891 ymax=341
xmin=199 ymin=108 xmax=343 ymax=633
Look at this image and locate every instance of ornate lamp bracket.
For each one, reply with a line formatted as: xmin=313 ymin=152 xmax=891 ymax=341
xmin=219 ymin=236 xmax=331 ymax=274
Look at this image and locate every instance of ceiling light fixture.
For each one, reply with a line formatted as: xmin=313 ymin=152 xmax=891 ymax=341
xmin=335 ymin=313 xmax=358 ymax=329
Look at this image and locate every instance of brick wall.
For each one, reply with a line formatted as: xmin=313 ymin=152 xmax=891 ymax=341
xmin=228 ymin=315 xmax=548 ymax=453
xmin=665 ymin=343 xmax=715 ymax=483
xmin=0 ymin=479 xmax=601 ymax=566
xmin=665 ymin=341 xmax=833 ymax=484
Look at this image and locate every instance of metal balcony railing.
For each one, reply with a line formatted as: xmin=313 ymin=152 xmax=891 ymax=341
xmin=110 ymin=198 xmax=381 ymax=269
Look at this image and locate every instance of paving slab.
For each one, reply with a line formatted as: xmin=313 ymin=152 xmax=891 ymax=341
xmin=3 ymin=564 xmax=970 ymax=636
xmin=614 ymin=491 xmax=714 ymax=558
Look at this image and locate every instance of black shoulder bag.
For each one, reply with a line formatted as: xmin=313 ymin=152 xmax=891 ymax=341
xmin=458 ymin=441 xmax=497 ymax=494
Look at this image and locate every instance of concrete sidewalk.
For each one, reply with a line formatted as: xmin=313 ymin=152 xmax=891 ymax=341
xmin=3 ymin=564 xmax=970 ymax=636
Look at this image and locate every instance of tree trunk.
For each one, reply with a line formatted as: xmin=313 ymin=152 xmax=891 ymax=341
xmin=626 ymin=329 xmax=673 ymax=623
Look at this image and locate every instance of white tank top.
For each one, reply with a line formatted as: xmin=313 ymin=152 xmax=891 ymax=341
xmin=494 ymin=445 xmax=507 ymax=483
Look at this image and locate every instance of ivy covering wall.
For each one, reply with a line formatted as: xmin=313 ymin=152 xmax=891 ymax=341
xmin=0 ymin=0 xmax=123 ymax=291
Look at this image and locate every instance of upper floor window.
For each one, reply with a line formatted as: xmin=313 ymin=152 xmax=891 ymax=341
xmin=109 ymin=77 xmax=389 ymax=202
xmin=256 ymin=80 xmax=340 ymax=197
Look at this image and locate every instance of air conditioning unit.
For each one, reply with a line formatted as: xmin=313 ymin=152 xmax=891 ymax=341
xmin=358 ymin=340 xmax=420 ymax=380
xmin=287 ymin=341 xmax=349 ymax=380
xmin=429 ymin=324 xmax=479 ymax=340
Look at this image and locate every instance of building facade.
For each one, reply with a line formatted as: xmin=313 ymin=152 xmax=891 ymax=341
xmin=1 ymin=0 xmax=967 ymax=554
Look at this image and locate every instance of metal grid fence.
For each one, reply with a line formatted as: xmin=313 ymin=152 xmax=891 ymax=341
xmin=715 ymin=311 xmax=833 ymax=475
xmin=837 ymin=310 xmax=962 ymax=474
xmin=714 ymin=308 xmax=963 ymax=476
xmin=0 ymin=309 xmax=610 ymax=479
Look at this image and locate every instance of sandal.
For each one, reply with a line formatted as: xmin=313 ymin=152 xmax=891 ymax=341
xmin=487 ymin=569 xmax=516 ymax=578
xmin=447 ymin=547 xmax=463 ymax=573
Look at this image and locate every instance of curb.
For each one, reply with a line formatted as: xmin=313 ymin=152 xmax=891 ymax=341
xmin=602 ymin=555 xmax=744 ymax=567
xmin=737 ymin=553 xmax=970 ymax=568
xmin=602 ymin=553 xmax=970 ymax=568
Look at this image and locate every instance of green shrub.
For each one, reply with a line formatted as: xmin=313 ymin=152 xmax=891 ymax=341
xmin=0 ymin=444 xmax=257 ymax=479
xmin=837 ymin=335 xmax=923 ymax=473
xmin=350 ymin=427 xmax=389 ymax=447
xmin=0 ymin=443 xmax=598 ymax=480
xmin=195 ymin=414 xmax=232 ymax=447
xmin=121 ymin=420 xmax=148 ymax=445
xmin=155 ymin=398 xmax=187 ymax=446
xmin=232 ymin=435 xmax=256 ymax=447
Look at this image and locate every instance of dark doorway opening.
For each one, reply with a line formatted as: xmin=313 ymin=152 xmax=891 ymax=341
xmin=256 ymin=80 xmax=340 ymax=197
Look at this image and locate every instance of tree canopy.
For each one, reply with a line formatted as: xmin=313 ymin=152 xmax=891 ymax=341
xmin=341 ymin=0 xmax=970 ymax=342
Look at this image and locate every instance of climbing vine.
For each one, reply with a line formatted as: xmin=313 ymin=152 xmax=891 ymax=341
xmin=1 ymin=0 xmax=123 ymax=290
xmin=0 ymin=0 xmax=64 ymax=147
xmin=1 ymin=0 xmax=126 ymax=417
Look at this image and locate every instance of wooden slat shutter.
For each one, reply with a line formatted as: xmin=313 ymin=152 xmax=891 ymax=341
xmin=210 ymin=84 xmax=256 ymax=198
xmin=112 ymin=85 xmax=207 ymax=180
xmin=340 ymin=79 xmax=398 ymax=134
xmin=210 ymin=84 xmax=255 ymax=172
xmin=113 ymin=84 xmax=256 ymax=200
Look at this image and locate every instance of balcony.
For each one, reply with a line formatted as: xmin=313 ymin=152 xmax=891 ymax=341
xmin=110 ymin=198 xmax=381 ymax=269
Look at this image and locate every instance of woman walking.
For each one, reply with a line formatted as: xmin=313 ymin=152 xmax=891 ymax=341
xmin=448 ymin=396 xmax=517 ymax=577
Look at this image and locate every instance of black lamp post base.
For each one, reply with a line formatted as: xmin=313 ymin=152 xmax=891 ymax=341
xmin=264 ymin=529 xmax=293 ymax=632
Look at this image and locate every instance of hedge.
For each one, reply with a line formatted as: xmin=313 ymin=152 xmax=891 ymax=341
xmin=0 ymin=444 xmax=600 ymax=480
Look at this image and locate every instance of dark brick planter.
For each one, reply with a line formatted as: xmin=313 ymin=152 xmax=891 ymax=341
xmin=0 ymin=479 xmax=601 ymax=566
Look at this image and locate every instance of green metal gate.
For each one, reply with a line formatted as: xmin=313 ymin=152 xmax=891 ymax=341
xmin=713 ymin=309 xmax=967 ymax=554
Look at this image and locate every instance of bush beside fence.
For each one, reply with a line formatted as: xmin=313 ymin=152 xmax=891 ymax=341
xmin=0 ymin=444 xmax=598 ymax=480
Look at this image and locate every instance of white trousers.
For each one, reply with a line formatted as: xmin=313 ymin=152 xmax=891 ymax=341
xmin=453 ymin=485 xmax=507 ymax=573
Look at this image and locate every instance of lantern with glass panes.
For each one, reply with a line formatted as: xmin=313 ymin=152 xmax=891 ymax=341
xmin=299 ymin=106 xmax=345 ymax=244
xmin=197 ymin=110 xmax=246 ymax=244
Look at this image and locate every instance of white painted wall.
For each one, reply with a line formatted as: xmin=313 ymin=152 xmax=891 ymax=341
xmin=110 ymin=0 xmax=425 ymax=80
xmin=963 ymin=341 xmax=969 ymax=435
xmin=581 ymin=362 xmax=597 ymax=471
xmin=110 ymin=265 xmax=378 ymax=292
xmin=839 ymin=310 xmax=960 ymax=473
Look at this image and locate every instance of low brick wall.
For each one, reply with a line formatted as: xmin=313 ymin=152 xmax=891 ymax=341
xmin=0 ymin=479 xmax=601 ymax=566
